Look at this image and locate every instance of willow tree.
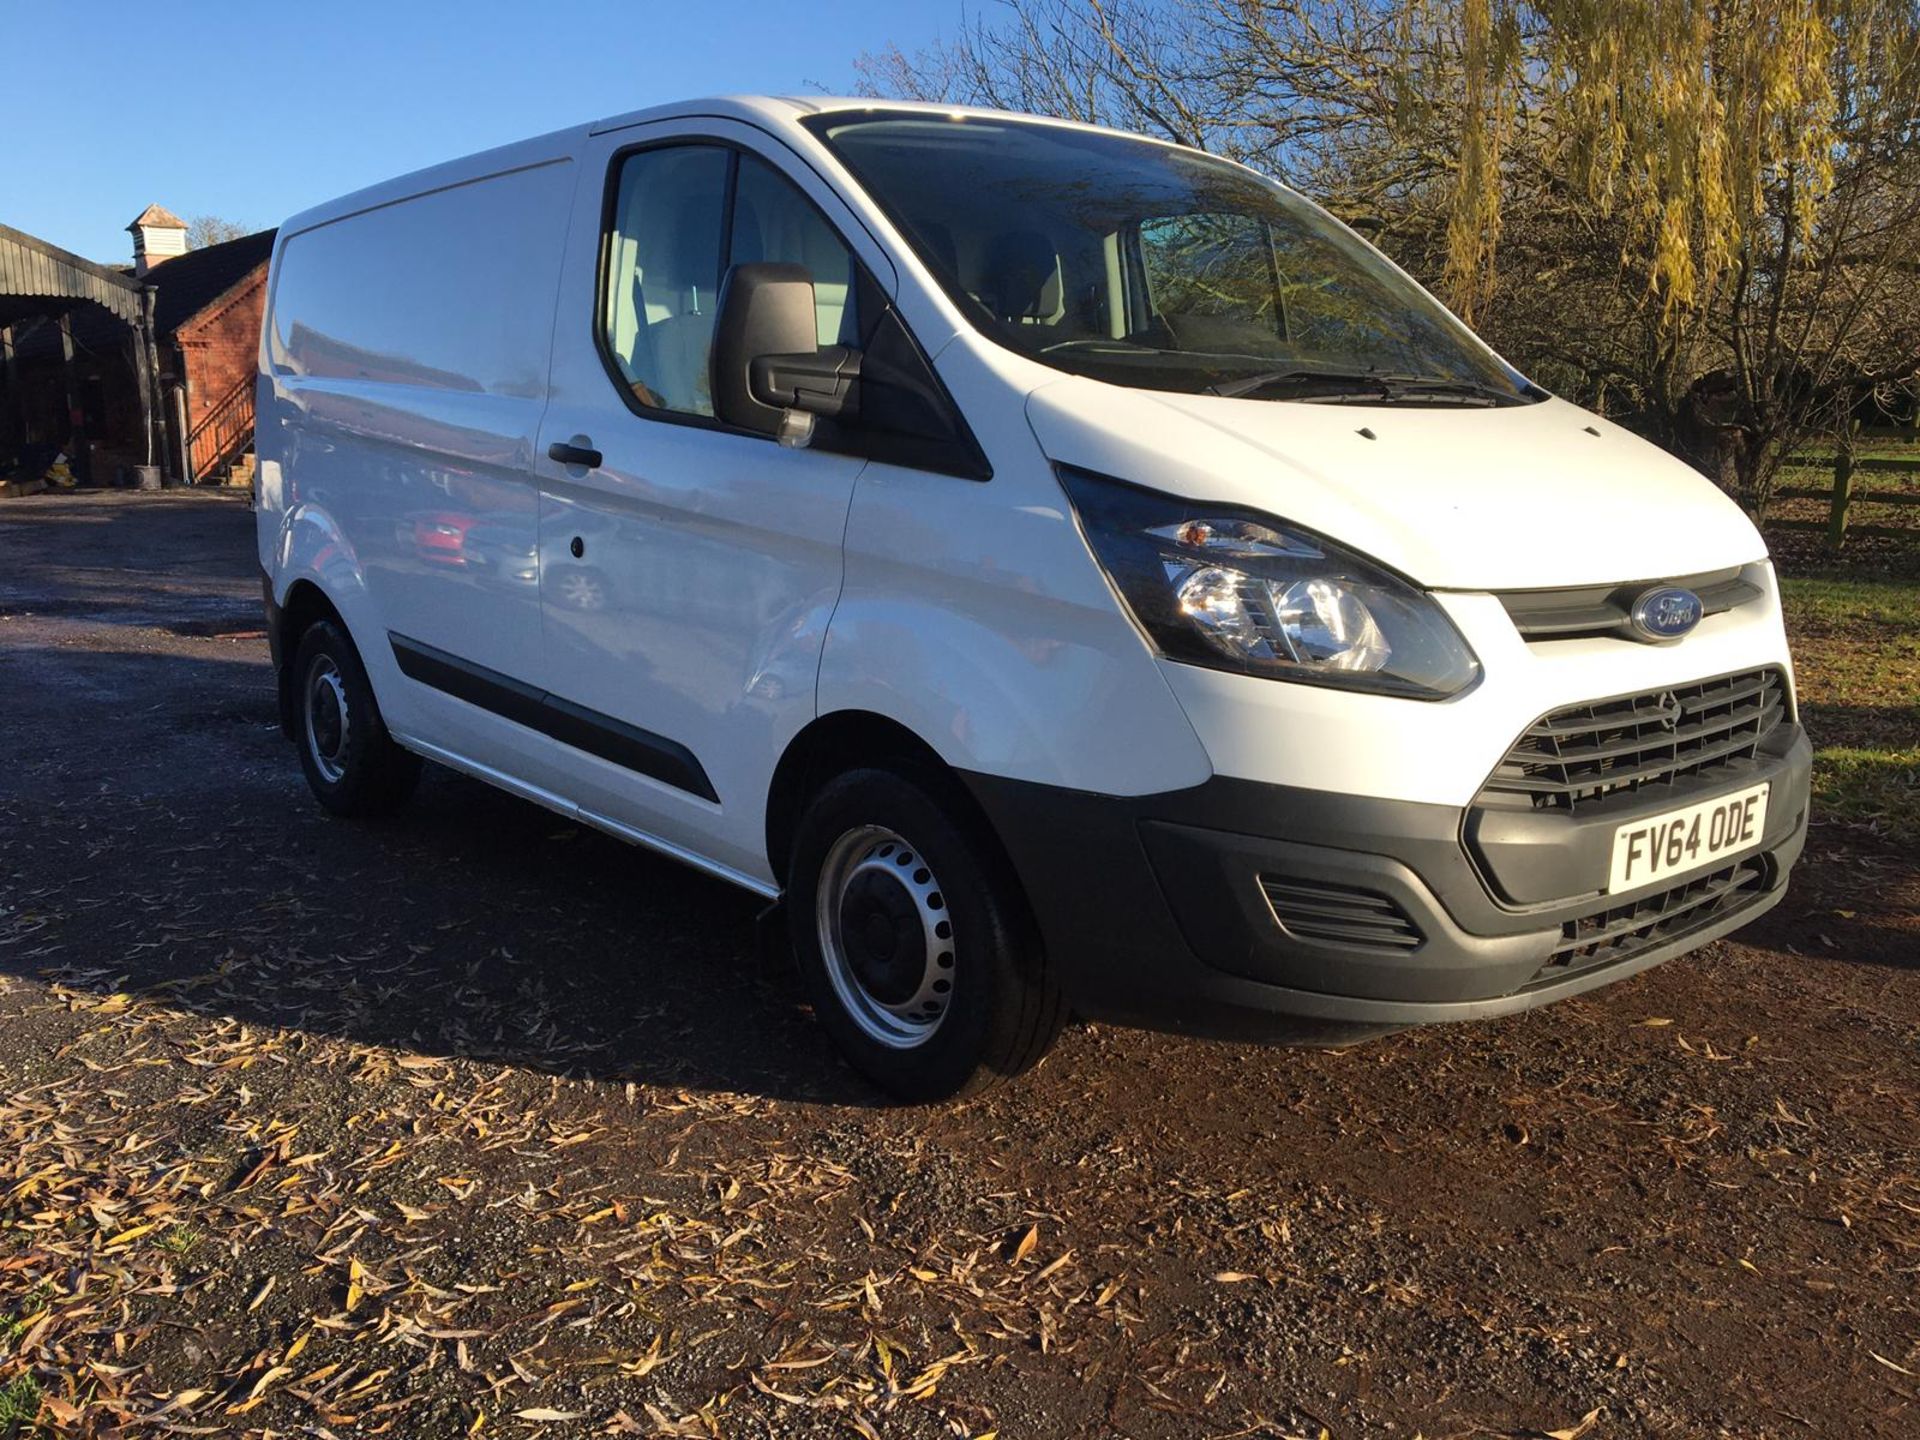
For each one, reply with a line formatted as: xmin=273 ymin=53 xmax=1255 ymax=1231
xmin=1438 ymin=0 xmax=1920 ymax=505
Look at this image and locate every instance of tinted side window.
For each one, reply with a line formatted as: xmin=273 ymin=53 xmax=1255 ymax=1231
xmin=730 ymin=155 xmax=858 ymax=347
xmin=602 ymin=145 xmax=729 ymax=416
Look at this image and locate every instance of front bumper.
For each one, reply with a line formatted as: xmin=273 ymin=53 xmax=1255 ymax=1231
xmin=961 ymin=723 xmax=1810 ymax=1040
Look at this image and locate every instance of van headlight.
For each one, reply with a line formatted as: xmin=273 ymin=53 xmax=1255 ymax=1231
xmin=1058 ymin=466 xmax=1480 ymax=700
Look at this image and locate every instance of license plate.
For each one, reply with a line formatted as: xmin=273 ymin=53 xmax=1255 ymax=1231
xmin=1608 ymin=783 xmax=1770 ymax=892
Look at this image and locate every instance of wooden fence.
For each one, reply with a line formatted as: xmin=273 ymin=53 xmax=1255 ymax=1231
xmin=1770 ymin=426 xmax=1920 ymax=549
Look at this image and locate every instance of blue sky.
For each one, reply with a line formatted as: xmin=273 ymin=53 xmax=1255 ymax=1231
xmin=1 ymin=0 xmax=952 ymax=264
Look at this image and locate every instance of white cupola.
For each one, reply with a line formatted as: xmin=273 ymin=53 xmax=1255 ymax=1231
xmin=128 ymin=204 xmax=189 ymax=276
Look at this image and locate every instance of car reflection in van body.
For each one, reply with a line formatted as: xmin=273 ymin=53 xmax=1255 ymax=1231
xmin=533 ymin=506 xmax=796 ymax=710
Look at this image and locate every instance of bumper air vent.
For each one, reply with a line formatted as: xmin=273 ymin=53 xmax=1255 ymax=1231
xmin=1537 ymin=855 xmax=1770 ymax=979
xmin=1259 ymin=877 xmax=1424 ymax=952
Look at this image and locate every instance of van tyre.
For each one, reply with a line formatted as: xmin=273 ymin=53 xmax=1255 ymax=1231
xmin=292 ymin=620 xmax=421 ymax=817
xmin=789 ymin=765 xmax=1066 ymax=1102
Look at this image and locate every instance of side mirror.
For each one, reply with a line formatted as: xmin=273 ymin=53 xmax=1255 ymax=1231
xmin=710 ymin=262 xmax=861 ymax=444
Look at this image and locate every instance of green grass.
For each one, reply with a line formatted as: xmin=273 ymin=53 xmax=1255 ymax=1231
xmin=0 ymin=1291 xmax=50 ymax=1438
xmin=1779 ymin=571 xmax=1920 ymax=845
xmin=1794 ymin=443 xmax=1919 ymax=463
xmin=1781 ymin=574 xmax=1920 ymax=626
xmin=0 ymin=1287 xmax=49 ymax=1357
xmin=156 ymin=1226 xmax=201 ymax=1258
xmin=1789 ymin=429 xmax=1919 ymax=464
xmin=1810 ymin=746 xmax=1920 ymax=838
xmin=0 ymin=1373 xmax=42 ymax=1439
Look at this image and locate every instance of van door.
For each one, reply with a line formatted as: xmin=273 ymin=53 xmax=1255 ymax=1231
xmin=533 ymin=121 xmax=890 ymax=885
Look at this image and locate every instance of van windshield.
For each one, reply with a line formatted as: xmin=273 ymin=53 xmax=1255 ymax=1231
xmin=806 ymin=111 xmax=1535 ymax=403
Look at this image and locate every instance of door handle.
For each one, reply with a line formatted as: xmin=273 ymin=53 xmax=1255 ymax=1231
xmin=547 ymin=439 xmax=602 ymax=469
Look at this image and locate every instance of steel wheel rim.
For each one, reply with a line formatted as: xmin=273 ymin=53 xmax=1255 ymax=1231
xmin=304 ymin=655 xmax=351 ymax=784
xmin=816 ymin=825 xmax=955 ymax=1049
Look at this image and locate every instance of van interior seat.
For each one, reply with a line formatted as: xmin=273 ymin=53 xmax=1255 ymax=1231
xmin=729 ymin=197 xmax=853 ymax=346
xmin=631 ymin=195 xmax=726 ymax=410
xmin=979 ymin=229 xmax=1063 ymax=325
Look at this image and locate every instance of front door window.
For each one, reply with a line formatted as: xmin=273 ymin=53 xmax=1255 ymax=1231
xmin=601 ymin=145 xmax=729 ymax=415
xmin=600 ymin=146 xmax=862 ymax=421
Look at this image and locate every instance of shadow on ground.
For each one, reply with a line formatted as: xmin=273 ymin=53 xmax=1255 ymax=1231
xmin=1 ymin=495 xmax=876 ymax=1106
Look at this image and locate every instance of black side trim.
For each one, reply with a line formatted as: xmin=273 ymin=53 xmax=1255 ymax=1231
xmin=263 ymin=570 xmax=295 ymax=740
xmin=388 ymin=634 xmax=718 ymax=803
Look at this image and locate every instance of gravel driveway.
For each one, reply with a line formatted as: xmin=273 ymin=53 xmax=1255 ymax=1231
xmin=1 ymin=489 xmax=1915 ymax=1439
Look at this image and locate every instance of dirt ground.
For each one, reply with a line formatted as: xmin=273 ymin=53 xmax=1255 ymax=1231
xmin=1 ymin=489 xmax=1915 ymax=1440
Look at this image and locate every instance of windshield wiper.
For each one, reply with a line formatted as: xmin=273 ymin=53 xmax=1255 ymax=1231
xmin=1375 ymin=376 xmax=1518 ymax=405
xmin=1039 ymin=336 xmax=1170 ymax=355
xmin=1207 ymin=368 xmax=1389 ymax=400
xmin=1208 ymin=368 xmax=1515 ymax=404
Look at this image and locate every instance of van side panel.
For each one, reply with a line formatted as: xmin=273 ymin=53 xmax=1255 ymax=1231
xmin=260 ymin=158 xmax=575 ymax=762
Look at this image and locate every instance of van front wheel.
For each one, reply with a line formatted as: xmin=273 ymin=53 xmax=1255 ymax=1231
xmin=291 ymin=620 xmax=421 ymax=817
xmin=789 ymin=766 xmax=1065 ymax=1102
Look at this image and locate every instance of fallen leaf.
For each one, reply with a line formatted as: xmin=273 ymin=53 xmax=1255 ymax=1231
xmin=1011 ymin=1224 xmax=1038 ymax=1263
xmin=247 ymin=1365 xmax=293 ymax=1401
xmin=1034 ymin=1249 xmax=1075 ymax=1282
xmin=346 ymin=1256 xmax=373 ymax=1311
xmin=1544 ymin=1407 xmax=1602 ymax=1440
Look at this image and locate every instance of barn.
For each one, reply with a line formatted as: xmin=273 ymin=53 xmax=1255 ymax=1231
xmin=0 ymin=208 xmax=275 ymax=490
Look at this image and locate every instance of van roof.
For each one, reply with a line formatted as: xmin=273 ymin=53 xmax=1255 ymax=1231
xmin=586 ymin=93 xmax=1138 ymax=134
xmin=276 ymin=95 xmax=1174 ymax=243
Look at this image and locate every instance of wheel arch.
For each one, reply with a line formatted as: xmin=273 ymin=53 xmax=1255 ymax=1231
xmin=767 ymin=710 xmax=983 ymax=888
xmin=273 ymin=579 xmax=346 ymax=738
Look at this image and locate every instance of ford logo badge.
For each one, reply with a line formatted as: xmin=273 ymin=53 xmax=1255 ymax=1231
xmin=1630 ymin=586 xmax=1703 ymax=642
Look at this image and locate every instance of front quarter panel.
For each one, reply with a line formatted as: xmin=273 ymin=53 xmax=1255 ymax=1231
xmin=819 ymin=335 xmax=1210 ymax=796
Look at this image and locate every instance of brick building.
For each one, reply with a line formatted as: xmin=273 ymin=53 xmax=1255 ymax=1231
xmin=145 ymin=221 xmax=277 ymax=481
xmin=0 ymin=209 xmax=275 ymax=486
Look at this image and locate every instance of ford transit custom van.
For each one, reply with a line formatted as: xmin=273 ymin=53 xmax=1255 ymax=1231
xmin=257 ymin=96 xmax=1810 ymax=1100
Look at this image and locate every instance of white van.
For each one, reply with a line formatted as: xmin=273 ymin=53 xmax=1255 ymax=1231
xmin=256 ymin=96 xmax=1809 ymax=1099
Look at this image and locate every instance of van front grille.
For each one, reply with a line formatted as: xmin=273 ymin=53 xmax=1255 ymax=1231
xmin=1498 ymin=568 xmax=1763 ymax=641
xmin=1260 ymin=878 xmax=1423 ymax=952
xmin=1535 ymin=855 xmax=1770 ymax=979
xmin=1480 ymin=668 xmax=1787 ymax=813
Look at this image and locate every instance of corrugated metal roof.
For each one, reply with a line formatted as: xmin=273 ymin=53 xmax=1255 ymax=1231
xmin=6 ymin=229 xmax=278 ymax=365
xmin=0 ymin=223 xmax=145 ymax=326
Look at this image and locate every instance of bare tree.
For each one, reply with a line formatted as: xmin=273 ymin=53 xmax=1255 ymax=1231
xmin=185 ymin=215 xmax=251 ymax=250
